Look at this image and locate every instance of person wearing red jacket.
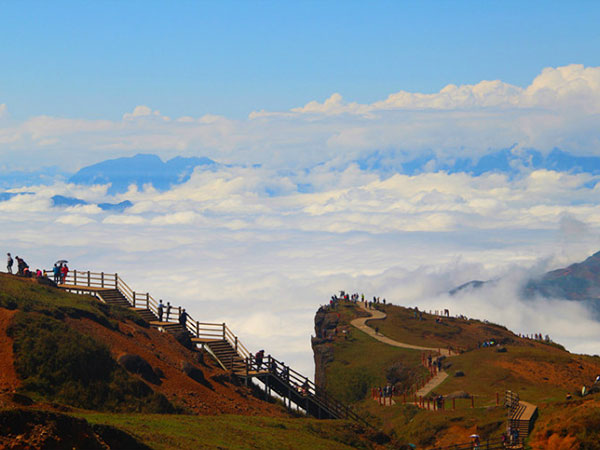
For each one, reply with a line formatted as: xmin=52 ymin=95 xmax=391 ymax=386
xmin=60 ymin=264 xmax=69 ymax=284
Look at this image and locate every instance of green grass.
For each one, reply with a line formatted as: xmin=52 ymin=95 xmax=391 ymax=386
xmin=0 ymin=273 xmax=145 ymax=328
xmin=320 ymin=300 xmax=600 ymax=448
xmin=435 ymin=345 xmax=576 ymax=405
xmin=77 ymin=413 xmax=384 ymax=450
xmin=7 ymin=311 xmax=175 ymax=413
xmin=1 ymin=274 xmax=174 ymax=413
xmin=319 ymin=303 xmax=428 ymax=406
xmin=367 ymin=303 xmax=516 ymax=351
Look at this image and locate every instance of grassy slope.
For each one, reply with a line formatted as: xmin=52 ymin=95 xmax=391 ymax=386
xmin=0 ymin=275 xmax=394 ymax=450
xmin=78 ymin=413 xmax=381 ymax=450
xmin=320 ymin=300 xmax=600 ymax=448
xmin=317 ymin=302 xmax=429 ymax=423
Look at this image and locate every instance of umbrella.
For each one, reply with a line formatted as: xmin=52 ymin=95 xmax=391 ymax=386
xmin=470 ymin=434 xmax=480 ymax=438
xmin=55 ymin=260 xmax=68 ymax=265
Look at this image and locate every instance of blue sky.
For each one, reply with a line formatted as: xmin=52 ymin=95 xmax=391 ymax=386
xmin=2 ymin=1 xmax=599 ymax=120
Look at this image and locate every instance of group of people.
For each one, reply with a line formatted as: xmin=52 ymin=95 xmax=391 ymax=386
xmin=427 ymin=353 xmax=444 ymax=372
xmin=6 ymin=253 xmax=69 ymax=283
xmin=6 ymin=253 xmax=40 ymax=278
xmin=157 ymin=299 xmax=188 ymax=326
xmin=52 ymin=262 xmax=69 ymax=284
xmin=378 ymin=384 xmax=395 ymax=398
xmin=519 ymin=332 xmax=550 ymax=342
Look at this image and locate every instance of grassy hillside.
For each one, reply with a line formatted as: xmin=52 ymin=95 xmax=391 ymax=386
xmin=78 ymin=413 xmax=390 ymax=450
xmin=0 ymin=273 xmax=398 ymax=449
xmin=313 ymin=300 xmax=600 ymax=448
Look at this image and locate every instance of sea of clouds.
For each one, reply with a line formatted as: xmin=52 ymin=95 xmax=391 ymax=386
xmin=2 ymin=64 xmax=600 ymax=376
xmin=2 ymin=165 xmax=600 ymax=375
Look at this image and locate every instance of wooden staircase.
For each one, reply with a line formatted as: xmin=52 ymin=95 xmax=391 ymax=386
xmin=510 ymin=400 xmax=537 ymax=439
xmin=205 ymin=340 xmax=246 ymax=372
xmin=54 ymin=269 xmax=372 ymax=428
xmin=505 ymin=390 xmax=537 ymax=445
xmin=97 ymin=289 xmax=131 ymax=308
xmin=97 ymin=289 xmax=161 ymax=327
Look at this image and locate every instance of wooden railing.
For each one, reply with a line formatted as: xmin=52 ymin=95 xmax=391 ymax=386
xmin=53 ymin=269 xmax=370 ymax=427
xmin=49 ymin=270 xmax=246 ymax=356
xmin=241 ymin=353 xmax=372 ymax=427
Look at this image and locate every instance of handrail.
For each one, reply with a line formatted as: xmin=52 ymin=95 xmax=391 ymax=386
xmin=244 ymin=353 xmax=371 ymax=428
xmin=53 ymin=269 xmax=371 ymax=427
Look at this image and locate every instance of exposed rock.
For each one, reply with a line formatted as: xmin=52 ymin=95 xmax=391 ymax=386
xmin=117 ymin=353 xmax=161 ymax=385
xmin=446 ymin=390 xmax=470 ymax=399
xmin=7 ymin=393 xmax=33 ymax=406
xmin=311 ymin=338 xmax=334 ymax=389
xmin=173 ymin=330 xmax=194 ymax=350
xmin=314 ymin=308 xmax=339 ymax=339
xmin=0 ymin=409 xmax=152 ymax=450
xmin=34 ymin=276 xmax=57 ymax=288
xmin=180 ymin=361 xmax=212 ymax=388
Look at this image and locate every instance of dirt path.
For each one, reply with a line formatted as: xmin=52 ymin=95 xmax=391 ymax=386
xmin=350 ymin=301 xmax=452 ymax=396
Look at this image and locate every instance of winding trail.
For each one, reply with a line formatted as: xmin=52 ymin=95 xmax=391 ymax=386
xmin=350 ymin=302 xmax=453 ymax=397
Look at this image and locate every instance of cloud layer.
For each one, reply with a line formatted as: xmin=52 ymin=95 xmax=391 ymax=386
xmin=2 ymin=163 xmax=600 ymax=375
xmin=2 ymin=64 xmax=600 ymax=375
xmin=2 ymin=65 xmax=600 ymax=171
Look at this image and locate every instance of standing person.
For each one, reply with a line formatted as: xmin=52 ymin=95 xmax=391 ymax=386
xmin=53 ymin=264 xmax=60 ymax=283
xmin=60 ymin=263 xmax=69 ymax=284
xmin=6 ymin=253 xmax=13 ymax=274
xmin=179 ymin=308 xmax=188 ymax=328
xmin=165 ymin=302 xmax=171 ymax=322
xmin=157 ymin=300 xmax=164 ymax=322
xmin=255 ymin=349 xmax=264 ymax=369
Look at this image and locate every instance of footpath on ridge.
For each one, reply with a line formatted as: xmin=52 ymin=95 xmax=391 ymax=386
xmin=350 ymin=302 xmax=453 ymax=398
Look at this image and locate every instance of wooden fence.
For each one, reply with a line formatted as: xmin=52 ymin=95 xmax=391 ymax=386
xmin=47 ymin=270 xmax=250 ymax=360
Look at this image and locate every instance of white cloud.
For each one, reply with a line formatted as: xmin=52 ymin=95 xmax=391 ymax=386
xmin=2 ymin=65 xmax=600 ymax=171
xmin=122 ymin=105 xmax=166 ymax=121
xmin=55 ymin=214 xmax=95 ymax=225
xmin=2 ymin=65 xmax=600 ymax=375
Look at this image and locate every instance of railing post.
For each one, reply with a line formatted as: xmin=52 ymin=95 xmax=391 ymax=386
xmin=133 ymin=291 xmax=136 ymax=308
xmin=235 ymin=336 xmax=238 ymax=352
xmin=115 ymin=273 xmax=118 ymax=289
xmin=101 ymin=272 xmax=104 ymax=288
xmin=222 ymin=323 xmax=226 ymax=339
xmin=196 ymin=321 xmax=199 ymax=337
xmin=146 ymin=293 xmax=149 ymax=309
xmin=87 ymin=271 xmax=90 ymax=287
xmin=74 ymin=270 xmax=77 ymax=285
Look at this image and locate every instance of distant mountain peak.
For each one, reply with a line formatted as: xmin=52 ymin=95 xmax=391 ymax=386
xmin=69 ymin=153 xmax=218 ymax=194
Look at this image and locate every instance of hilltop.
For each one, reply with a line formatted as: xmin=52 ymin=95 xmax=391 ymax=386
xmin=451 ymin=250 xmax=600 ymax=313
xmin=312 ymin=299 xmax=600 ymax=448
xmin=0 ymin=273 xmax=391 ymax=450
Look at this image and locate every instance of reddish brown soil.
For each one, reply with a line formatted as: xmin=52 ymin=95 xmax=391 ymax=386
xmin=430 ymin=425 xmax=479 ymax=448
xmin=66 ymin=317 xmax=287 ymax=417
xmin=494 ymin=357 xmax=600 ymax=391
xmin=529 ymin=397 xmax=600 ymax=450
xmin=0 ymin=309 xmax=18 ymax=394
